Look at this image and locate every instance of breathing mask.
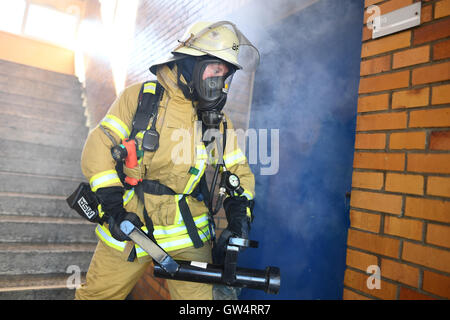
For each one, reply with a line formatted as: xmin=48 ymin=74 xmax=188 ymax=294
xmin=177 ymin=56 xmax=236 ymax=127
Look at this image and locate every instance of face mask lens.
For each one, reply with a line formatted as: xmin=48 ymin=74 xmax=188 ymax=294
xmin=199 ymin=62 xmax=229 ymax=101
xmin=202 ymin=63 xmax=229 ymax=80
xmin=202 ymin=77 xmax=221 ymax=100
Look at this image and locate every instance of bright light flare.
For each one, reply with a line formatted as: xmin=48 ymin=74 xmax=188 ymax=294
xmin=75 ymin=0 xmax=139 ymax=94
xmin=0 ymin=0 xmax=26 ymax=34
xmin=24 ymin=4 xmax=78 ymax=49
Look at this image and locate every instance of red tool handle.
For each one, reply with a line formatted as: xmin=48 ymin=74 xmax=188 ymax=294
xmin=122 ymin=139 xmax=138 ymax=168
xmin=125 ymin=176 xmax=141 ymax=186
xmin=121 ymin=139 xmax=141 ymax=186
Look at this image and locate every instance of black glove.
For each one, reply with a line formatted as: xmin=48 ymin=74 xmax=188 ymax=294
xmin=212 ymin=228 xmax=233 ymax=265
xmin=212 ymin=196 xmax=253 ymax=264
xmin=108 ymin=210 xmax=143 ymax=242
xmin=223 ymin=196 xmax=253 ymax=239
xmin=96 ymin=187 xmax=143 ymax=242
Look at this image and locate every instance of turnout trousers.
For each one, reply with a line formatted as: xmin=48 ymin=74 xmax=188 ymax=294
xmin=74 ymin=239 xmax=213 ymax=300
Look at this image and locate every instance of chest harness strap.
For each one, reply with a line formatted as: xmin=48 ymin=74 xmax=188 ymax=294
xmin=139 ymin=180 xmax=205 ymax=248
xmin=125 ymin=81 xmax=207 ymax=250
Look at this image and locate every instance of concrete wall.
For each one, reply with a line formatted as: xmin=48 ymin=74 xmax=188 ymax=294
xmin=0 ymin=31 xmax=75 ymax=75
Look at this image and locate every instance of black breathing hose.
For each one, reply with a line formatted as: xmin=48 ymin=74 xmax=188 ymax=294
xmin=208 ymin=115 xmax=227 ymax=216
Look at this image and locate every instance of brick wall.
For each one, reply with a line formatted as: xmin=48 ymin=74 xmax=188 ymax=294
xmin=344 ymin=0 xmax=450 ymax=300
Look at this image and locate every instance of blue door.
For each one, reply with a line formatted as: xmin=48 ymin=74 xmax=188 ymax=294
xmin=238 ymin=0 xmax=364 ymax=300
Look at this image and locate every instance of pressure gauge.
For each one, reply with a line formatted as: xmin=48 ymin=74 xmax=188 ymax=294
xmin=226 ymin=173 xmax=240 ymax=190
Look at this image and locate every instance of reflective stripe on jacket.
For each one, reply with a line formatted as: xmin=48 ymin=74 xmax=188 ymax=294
xmin=95 ymin=213 xmax=210 ymax=255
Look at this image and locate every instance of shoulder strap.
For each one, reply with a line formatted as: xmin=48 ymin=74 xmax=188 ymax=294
xmin=116 ymin=81 xmax=163 ymax=189
xmin=130 ymin=81 xmax=164 ymax=139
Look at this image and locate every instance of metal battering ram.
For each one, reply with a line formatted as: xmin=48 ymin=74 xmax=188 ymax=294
xmin=120 ymin=220 xmax=280 ymax=294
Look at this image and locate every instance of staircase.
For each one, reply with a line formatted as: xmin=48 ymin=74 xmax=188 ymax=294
xmin=0 ymin=59 xmax=97 ymax=299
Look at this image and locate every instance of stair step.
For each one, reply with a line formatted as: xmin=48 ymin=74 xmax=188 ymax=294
xmin=0 ymin=193 xmax=77 ymax=218
xmin=1 ymin=112 xmax=89 ymax=139
xmin=1 ymin=104 xmax=88 ymax=132
xmin=0 ymin=59 xmax=94 ymax=300
xmin=0 ymin=73 xmax=82 ymax=105
xmin=0 ymin=124 xmax=88 ymax=152
xmin=0 ymin=285 xmax=76 ymax=300
xmin=0 ymin=101 xmax=86 ymax=126
xmin=0 ymin=273 xmax=86 ymax=289
xmin=0 ymin=243 xmax=96 ymax=275
xmin=0 ymin=114 xmax=89 ymax=148
xmin=0 ymin=139 xmax=84 ymax=179
xmin=1 ymin=139 xmax=83 ymax=161
xmin=0 ymin=215 xmax=97 ymax=244
xmin=0 ymin=157 xmax=84 ymax=179
xmin=0 ymin=59 xmax=80 ymax=89
xmin=0 ymin=172 xmax=84 ymax=196
xmin=0 ymin=273 xmax=87 ymax=300
xmin=0 ymin=91 xmax=85 ymax=118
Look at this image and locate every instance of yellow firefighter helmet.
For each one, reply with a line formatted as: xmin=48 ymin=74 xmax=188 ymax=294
xmin=150 ymin=21 xmax=259 ymax=75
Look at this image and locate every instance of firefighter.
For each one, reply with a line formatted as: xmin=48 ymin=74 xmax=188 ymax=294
xmin=75 ymin=21 xmax=259 ymax=300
